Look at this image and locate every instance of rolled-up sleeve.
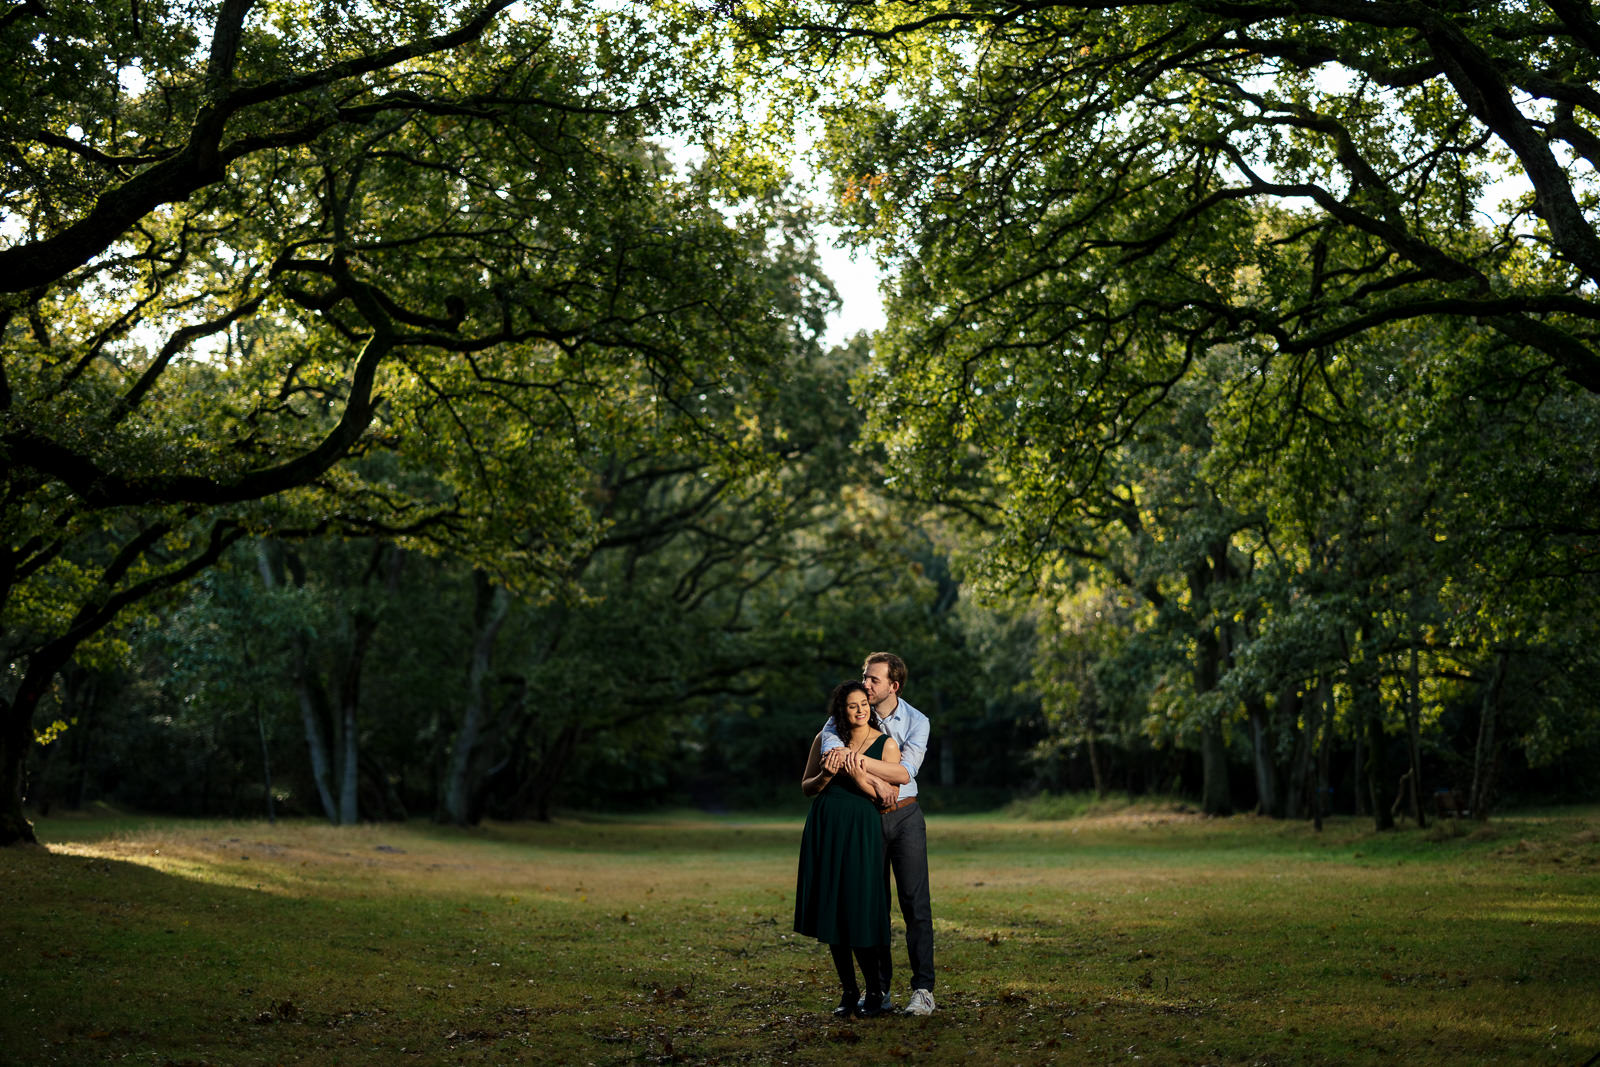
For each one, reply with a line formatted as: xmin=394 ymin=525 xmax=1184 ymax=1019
xmin=898 ymin=711 xmax=930 ymax=783
xmin=818 ymin=717 xmax=842 ymax=753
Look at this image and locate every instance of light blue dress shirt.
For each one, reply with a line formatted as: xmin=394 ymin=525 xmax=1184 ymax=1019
xmin=819 ymin=696 xmax=929 ymax=800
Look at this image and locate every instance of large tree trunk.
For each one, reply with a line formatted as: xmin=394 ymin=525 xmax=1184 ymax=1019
xmin=1 ymin=647 xmax=76 ymax=845
xmin=0 ymin=692 xmax=41 ymax=846
xmin=27 ymin=661 xmax=105 ymax=816
xmin=441 ymin=572 xmax=511 ymax=826
xmin=5 ymin=512 xmax=245 ymax=846
xmin=0 ymin=544 xmax=33 ymax=843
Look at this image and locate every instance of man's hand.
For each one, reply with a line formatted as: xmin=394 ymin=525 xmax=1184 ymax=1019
xmin=822 ymin=747 xmax=850 ymax=774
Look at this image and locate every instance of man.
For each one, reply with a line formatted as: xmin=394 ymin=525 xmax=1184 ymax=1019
xmin=820 ymin=651 xmax=935 ymax=1017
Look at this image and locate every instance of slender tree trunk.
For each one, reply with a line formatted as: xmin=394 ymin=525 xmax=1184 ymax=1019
xmin=442 ymin=572 xmax=510 ymax=826
xmin=50 ymin=663 xmax=100 ymax=813
xmin=1085 ymin=730 xmax=1106 ymax=799
xmin=1405 ymin=641 xmax=1426 ymax=829
xmin=1188 ymin=546 xmax=1237 ymax=816
xmin=258 ymin=541 xmax=339 ymax=822
xmin=472 ymin=676 xmax=529 ymax=822
xmin=1313 ymin=680 xmax=1333 ymax=832
xmin=336 ymin=609 xmax=378 ymax=825
xmin=1470 ymin=650 xmax=1507 ymax=822
xmin=255 ymin=697 xmax=276 ymax=824
xmin=359 ymin=749 xmax=407 ymax=821
xmin=1351 ymin=718 xmax=1366 ymax=817
xmin=74 ymin=698 xmax=95 ymax=811
xmin=293 ymin=645 xmax=339 ymax=822
xmin=71 ymin=673 xmax=100 ymax=811
xmin=1199 ymin=725 xmax=1230 ymax=815
xmin=1364 ymin=702 xmax=1394 ymax=831
xmin=1247 ymin=693 xmax=1278 ymax=816
xmin=1190 ymin=594 xmax=1230 ymax=815
xmin=1285 ymin=685 xmax=1312 ymax=821
xmin=531 ymin=724 xmax=582 ymax=822
xmin=1352 ymin=622 xmax=1393 ymax=832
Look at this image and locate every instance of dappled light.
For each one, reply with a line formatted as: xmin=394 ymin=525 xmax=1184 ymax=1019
xmin=5 ymin=810 xmax=1596 ymax=1064
xmin=4 ymin=2 xmax=1600 ymax=1061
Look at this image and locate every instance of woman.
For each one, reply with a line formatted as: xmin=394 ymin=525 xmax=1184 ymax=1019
xmin=793 ymin=680 xmax=910 ymax=1019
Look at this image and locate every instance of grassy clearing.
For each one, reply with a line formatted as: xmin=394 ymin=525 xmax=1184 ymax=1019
xmin=3 ymin=805 xmax=1597 ymax=1065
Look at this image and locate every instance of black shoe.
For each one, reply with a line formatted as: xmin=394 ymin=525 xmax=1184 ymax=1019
xmin=857 ymin=990 xmax=888 ymax=1018
xmin=833 ymin=991 xmax=858 ymax=1018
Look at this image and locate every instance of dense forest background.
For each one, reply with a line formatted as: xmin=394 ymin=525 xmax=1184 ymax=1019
xmin=5 ymin=0 xmax=1599 ymax=843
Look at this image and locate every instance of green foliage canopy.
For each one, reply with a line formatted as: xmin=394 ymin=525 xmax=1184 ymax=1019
xmin=0 ymin=0 xmax=832 ymax=843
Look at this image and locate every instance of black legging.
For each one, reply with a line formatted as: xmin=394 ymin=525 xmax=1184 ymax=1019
xmin=829 ymin=942 xmax=881 ymax=995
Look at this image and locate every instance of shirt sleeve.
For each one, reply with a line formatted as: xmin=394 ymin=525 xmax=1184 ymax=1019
xmin=818 ymin=716 xmax=842 ymax=753
xmin=897 ymin=711 xmax=930 ymax=780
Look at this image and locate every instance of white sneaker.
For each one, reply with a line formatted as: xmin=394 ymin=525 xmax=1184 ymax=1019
xmin=905 ymin=988 xmax=935 ymax=1016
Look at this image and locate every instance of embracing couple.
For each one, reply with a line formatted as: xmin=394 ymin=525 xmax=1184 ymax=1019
xmin=793 ymin=652 xmax=936 ymax=1019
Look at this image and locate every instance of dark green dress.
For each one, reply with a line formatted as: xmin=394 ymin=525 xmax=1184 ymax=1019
xmin=793 ymin=733 xmax=890 ymax=947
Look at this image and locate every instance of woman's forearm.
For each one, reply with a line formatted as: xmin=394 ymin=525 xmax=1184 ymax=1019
xmin=858 ymin=755 xmax=909 ymax=785
xmin=800 ymin=734 xmax=832 ymax=795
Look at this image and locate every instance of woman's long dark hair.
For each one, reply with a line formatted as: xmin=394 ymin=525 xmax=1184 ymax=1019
xmin=826 ymin=680 xmax=879 ymax=732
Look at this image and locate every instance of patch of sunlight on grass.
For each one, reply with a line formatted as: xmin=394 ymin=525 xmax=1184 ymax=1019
xmin=9 ymin=809 xmax=1598 ymax=1066
xmin=47 ymin=840 xmax=304 ymax=894
xmin=1473 ymin=891 xmax=1600 ymax=923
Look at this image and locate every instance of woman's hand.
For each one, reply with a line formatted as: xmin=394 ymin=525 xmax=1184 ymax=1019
xmin=822 ymin=747 xmax=849 ymax=774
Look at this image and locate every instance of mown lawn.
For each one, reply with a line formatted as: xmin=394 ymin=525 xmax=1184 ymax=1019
xmin=2 ymin=805 xmax=1597 ymax=1065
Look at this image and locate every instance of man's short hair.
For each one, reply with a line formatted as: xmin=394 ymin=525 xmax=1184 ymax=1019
xmin=862 ymin=651 xmax=907 ymax=693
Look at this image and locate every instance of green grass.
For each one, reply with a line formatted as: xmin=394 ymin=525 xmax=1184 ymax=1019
xmin=3 ymin=804 xmax=1597 ymax=1065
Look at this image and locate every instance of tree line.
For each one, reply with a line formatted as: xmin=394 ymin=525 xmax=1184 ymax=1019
xmin=5 ymin=1 xmax=1598 ymax=844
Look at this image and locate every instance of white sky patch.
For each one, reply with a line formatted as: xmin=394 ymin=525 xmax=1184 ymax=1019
xmin=118 ymin=60 xmax=147 ymax=96
xmin=657 ymin=128 xmax=888 ymax=350
xmin=816 ymin=227 xmax=885 ymax=347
